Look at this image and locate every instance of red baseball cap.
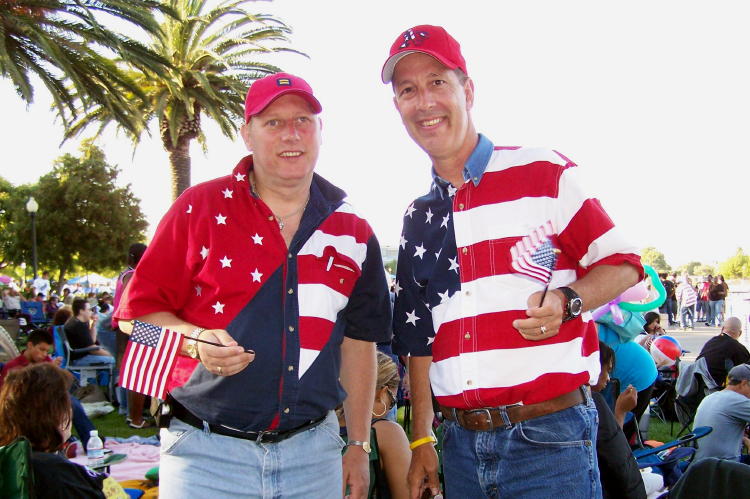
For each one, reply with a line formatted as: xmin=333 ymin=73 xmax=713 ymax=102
xmin=244 ymin=72 xmax=322 ymax=122
xmin=381 ymin=25 xmax=467 ymax=83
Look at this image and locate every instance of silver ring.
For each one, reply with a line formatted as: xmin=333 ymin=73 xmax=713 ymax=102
xmin=540 ymin=325 xmax=547 ymax=335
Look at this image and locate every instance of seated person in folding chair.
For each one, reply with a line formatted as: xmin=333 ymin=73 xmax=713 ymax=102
xmin=0 ymin=329 xmax=97 ymax=453
xmin=592 ymin=342 xmax=646 ymax=499
xmin=0 ymin=363 xmax=109 ymax=498
xmin=697 ymin=317 xmax=750 ymax=388
xmin=63 ymin=298 xmax=114 ymax=386
xmin=693 ymin=364 xmax=750 ymax=463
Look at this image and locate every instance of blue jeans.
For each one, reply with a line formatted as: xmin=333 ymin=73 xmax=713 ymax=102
xmin=159 ymin=411 xmax=344 ymax=498
xmin=708 ymin=300 xmax=724 ymax=326
xmin=680 ymin=305 xmax=695 ymax=328
xmin=442 ymin=393 xmax=601 ymax=498
xmin=72 ymin=354 xmax=114 ymax=386
xmin=70 ymin=395 xmax=95 ymax=451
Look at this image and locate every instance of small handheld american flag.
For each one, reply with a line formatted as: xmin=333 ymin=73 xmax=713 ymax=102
xmin=510 ymin=221 xmax=560 ymax=306
xmin=120 ymin=320 xmax=183 ymax=400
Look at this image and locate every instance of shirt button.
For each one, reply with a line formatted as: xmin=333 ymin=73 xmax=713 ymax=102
xmin=288 ymin=365 xmax=294 ymax=372
xmin=473 ymin=177 xmax=478 ymax=182
xmin=466 ymin=380 xmax=473 ymax=386
xmin=464 ymin=332 xmax=471 ymax=339
xmin=339 ymin=278 xmax=344 ymax=284
xmin=288 ymin=326 xmax=295 ymax=332
xmin=268 ymin=216 xmax=274 ymax=221
xmin=288 ymin=288 xmax=294 ymax=294
xmin=465 ymin=290 xmax=471 ymax=296
xmin=458 ymin=203 xmax=464 ymax=210
xmin=288 ymin=253 xmax=293 ymax=259
xmin=462 ymin=247 xmax=468 ymax=255
xmin=283 ymin=408 xmax=290 ymax=414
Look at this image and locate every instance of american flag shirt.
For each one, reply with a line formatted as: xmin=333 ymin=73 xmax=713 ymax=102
xmin=116 ymin=156 xmax=391 ymax=432
xmin=392 ymin=134 xmax=643 ymax=409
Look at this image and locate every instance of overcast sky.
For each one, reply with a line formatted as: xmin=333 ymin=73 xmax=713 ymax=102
xmin=2 ymin=0 xmax=748 ymax=268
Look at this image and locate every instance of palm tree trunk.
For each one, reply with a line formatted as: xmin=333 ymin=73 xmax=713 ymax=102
xmin=168 ymin=141 xmax=192 ymax=201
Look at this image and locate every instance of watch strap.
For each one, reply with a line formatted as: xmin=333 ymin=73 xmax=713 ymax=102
xmin=557 ymin=286 xmax=582 ymax=322
xmin=345 ymin=440 xmax=371 ymax=453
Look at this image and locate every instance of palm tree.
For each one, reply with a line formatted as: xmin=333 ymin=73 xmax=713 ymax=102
xmin=0 ymin=0 xmax=174 ymax=132
xmin=65 ymin=0 xmax=304 ymax=200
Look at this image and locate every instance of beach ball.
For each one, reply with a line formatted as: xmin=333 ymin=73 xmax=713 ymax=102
xmin=650 ymin=335 xmax=682 ymax=367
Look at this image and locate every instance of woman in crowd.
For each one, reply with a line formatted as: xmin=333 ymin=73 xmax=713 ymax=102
xmin=0 ymin=363 xmax=106 ymax=498
xmin=338 ymin=352 xmax=410 ymax=498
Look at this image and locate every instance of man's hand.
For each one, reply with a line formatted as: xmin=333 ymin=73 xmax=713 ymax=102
xmin=512 ymin=289 xmax=564 ymax=341
xmin=53 ymin=356 xmax=63 ymax=366
xmin=342 ymin=446 xmax=369 ymax=498
xmin=197 ymin=330 xmax=254 ymax=376
xmin=407 ymin=444 xmax=441 ymax=499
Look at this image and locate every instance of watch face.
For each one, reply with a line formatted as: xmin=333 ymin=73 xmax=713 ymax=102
xmin=363 ymin=441 xmax=372 ymax=453
xmin=570 ymin=297 xmax=583 ymax=316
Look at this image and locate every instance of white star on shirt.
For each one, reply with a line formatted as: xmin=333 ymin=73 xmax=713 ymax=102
xmin=425 ymin=208 xmax=434 ymax=224
xmin=200 ymin=246 xmax=209 ymax=259
xmin=400 ymin=235 xmax=407 ymax=249
xmin=222 ymin=188 xmax=233 ymax=199
xmin=435 ymin=248 xmax=442 ymax=260
xmin=414 ymin=243 xmax=426 ymax=259
xmin=250 ymin=268 xmax=263 ymax=282
xmin=393 ymin=280 xmax=402 ymax=297
xmin=438 ymin=289 xmax=450 ymax=303
xmin=405 ymin=310 xmax=420 ymax=326
xmin=220 ymin=256 xmax=232 ymax=268
xmin=186 ymin=204 xmax=192 ymax=214
xmin=448 ymin=257 xmax=459 ymax=273
xmin=251 ymin=233 xmax=264 ymax=245
xmin=447 ymin=185 xmax=457 ymax=197
xmin=212 ymin=301 xmax=225 ymax=314
xmin=441 ymin=214 xmax=450 ymax=229
xmin=215 ymin=213 xmax=227 ymax=225
xmin=195 ymin=285 xmax=202 ymax=296
xmin=405 ymin=204 xmax=416 ymax=218
xmin=235 ymin=172 xmax=246 ymax=182
xmin=427 ymin=336 xmax=435 ymax=345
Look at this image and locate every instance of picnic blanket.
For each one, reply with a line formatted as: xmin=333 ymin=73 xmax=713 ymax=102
xmin=71 ymin=441 xmax=160 ymax=482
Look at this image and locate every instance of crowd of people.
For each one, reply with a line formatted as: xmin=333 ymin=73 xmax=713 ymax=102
xmin=660 ymin=273 xmax=730 ymax=330
xmin=3 ymin=22 xmax=750 ymax=499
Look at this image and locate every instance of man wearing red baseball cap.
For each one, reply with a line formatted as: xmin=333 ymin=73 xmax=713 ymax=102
xmin=115 ymin=72 xmax=390 ymax=498
xmin=385 ymin=25 xmax=643 ymax=498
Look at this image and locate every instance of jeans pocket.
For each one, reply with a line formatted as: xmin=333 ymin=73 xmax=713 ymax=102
xmin=315 ymin=414 xmax=346 ymax=450
xmin=161 ymin=418 xmax=199 ymax=455
xmin=517 ymin=404 xmax=595 ymax=448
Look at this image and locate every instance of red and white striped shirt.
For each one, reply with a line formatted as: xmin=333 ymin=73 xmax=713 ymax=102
xmin=393 ymin=135 xmax=643 ymax=409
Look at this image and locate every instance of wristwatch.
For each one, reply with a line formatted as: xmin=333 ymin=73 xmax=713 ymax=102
xmin=557 ymin=286 xmax=583 ymax=322
xmin=185 ymin=327 xmax=205 ymax=360
xmin=345 ymin=440 xmax=372 ymax=454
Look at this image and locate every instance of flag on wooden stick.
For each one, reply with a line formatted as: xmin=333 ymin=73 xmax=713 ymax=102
xmin=120 ymin=320 xmax=183 ymax=399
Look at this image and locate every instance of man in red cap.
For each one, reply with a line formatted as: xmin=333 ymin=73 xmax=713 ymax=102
xmin=384 ymin=25 xmax=643 ymax=498
xmin=115 ymin=72 xmax=391 ymax=498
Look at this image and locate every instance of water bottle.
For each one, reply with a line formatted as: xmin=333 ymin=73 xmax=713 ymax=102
xmin=87 ymin=430 xmax=104 ymax=467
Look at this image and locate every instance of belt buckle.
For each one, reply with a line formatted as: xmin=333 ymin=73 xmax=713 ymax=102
xmin=469 ymin=408 xmax=494 ymax=431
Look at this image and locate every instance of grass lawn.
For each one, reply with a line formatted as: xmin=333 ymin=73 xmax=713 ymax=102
xmin=76 ymin=410 xmax=159 ymax=442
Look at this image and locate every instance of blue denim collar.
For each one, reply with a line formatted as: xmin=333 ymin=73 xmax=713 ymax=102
xmin=432 ymin=134 xmax=494 ymax=190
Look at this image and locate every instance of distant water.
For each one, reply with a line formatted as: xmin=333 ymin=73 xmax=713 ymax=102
xmin=726 ymin=292 xmax=750 ymax=349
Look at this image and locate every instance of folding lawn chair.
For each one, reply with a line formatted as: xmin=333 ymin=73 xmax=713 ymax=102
xmin=51 ymin=326 xmax=114 ymax=401
xmin=0 ymin=437 xmax=33 ymax=499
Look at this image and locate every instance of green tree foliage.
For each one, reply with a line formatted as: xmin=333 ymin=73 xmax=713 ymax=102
xmin=640 ymin=247 xmax=671 ymax=273
xmin=0 ymin=141 xmax=147 ymax=285
xmin=718 ymin=248 xmax=750 ymax=279
xmin=0 ymin=0 xmax=174 ymax=131
xmin=66 ymin=0 xmax=304 ymax=200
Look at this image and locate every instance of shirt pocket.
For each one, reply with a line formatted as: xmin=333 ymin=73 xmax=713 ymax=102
xmin=317 ymin=245 xmax=362 ymax=299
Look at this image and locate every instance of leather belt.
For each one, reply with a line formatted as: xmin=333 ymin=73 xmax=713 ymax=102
xmin=440 ymin=387 xmax=587 ymax=431
xmin=169 ymin=398 xmax=326 ymax=443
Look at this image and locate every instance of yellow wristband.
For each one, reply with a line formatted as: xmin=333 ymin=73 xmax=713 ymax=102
xmin=409 ymin=435 xmax=437 ymax=450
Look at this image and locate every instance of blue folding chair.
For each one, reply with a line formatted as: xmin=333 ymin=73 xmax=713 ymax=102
xmin=20 ymin=302 xmax=45 ymax=326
